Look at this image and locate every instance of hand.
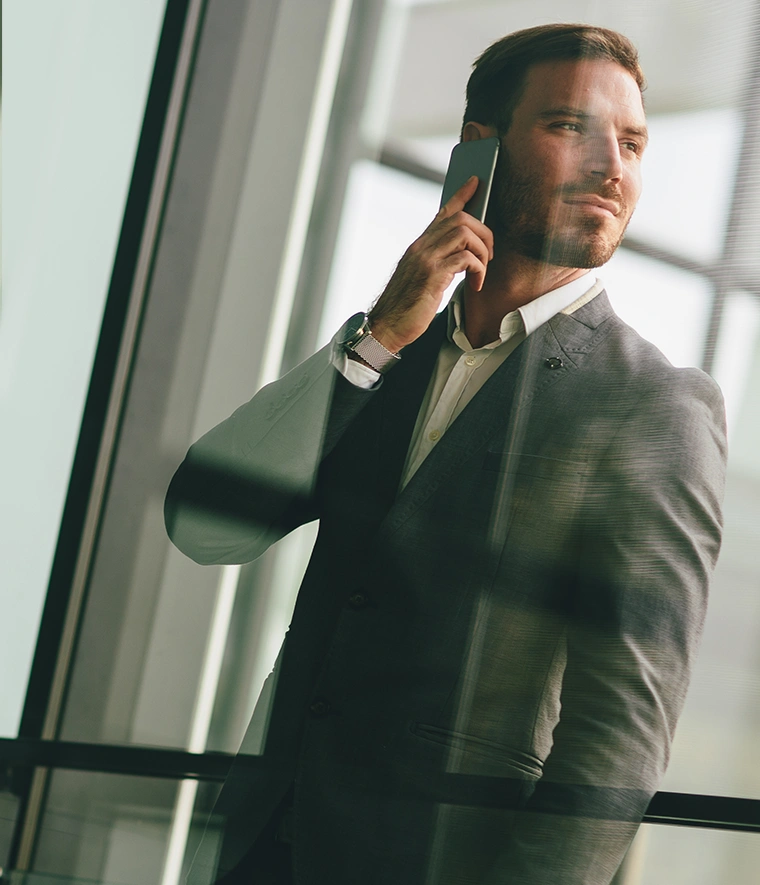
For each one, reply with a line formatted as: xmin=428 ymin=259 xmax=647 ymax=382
xmin=367 ymin=176 xmax=494 ymax=353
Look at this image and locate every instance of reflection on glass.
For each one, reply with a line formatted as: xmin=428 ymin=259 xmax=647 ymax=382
xmin=29 ymin=771 xmax=219 ymax=885
xmin=319 ymin=160 xmax=444 ymax=346
xmin=0 ymin=0 xmax=168 ymax=740
xmin=662 ymin=290 xmax=760 ymax=800
xmin=600 ymin=249 xmax=712 ymax=368
xmin=620 ymin=823 xmax=760 ymax=885
xmin=0 ymin=789 xmax=21 ymax=872
xmin=625 ymin=109 xmax=742 ymax=263
xmin=20 ymin=3 xmax=760 ymax=884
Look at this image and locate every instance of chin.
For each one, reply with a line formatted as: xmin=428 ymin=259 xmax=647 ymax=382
xmin=523 ymin=227 xmax=623 ymax=268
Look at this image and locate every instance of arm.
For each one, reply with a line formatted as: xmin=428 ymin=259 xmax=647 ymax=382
xmin=165 ymin=176 xmax=492 ymax=566
xmin=165 ymin=342 xmax=376 ymax=565
xmin=491 ymin=370 xmax=727 ymax=884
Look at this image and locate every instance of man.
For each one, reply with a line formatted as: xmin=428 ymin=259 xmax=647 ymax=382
xmin=166 ymin=24 xmax=726 ymax=885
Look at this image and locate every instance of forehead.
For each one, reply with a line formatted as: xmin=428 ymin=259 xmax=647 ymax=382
xmin=515 ymin=58 xmax=646 ymax=126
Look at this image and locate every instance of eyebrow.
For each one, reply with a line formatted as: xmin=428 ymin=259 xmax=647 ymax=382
xmin=538 ymin=106 xmax=649 ymax=146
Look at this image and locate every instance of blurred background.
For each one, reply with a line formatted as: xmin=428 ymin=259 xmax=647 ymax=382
xmin=1 ymin=0 xmax=759 ymax=882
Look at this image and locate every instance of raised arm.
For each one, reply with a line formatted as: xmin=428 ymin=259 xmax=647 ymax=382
xmin=165 ymin=176 xmax=493 ymax=566
xmin=165 ymin=343 xmax=374 ymax=565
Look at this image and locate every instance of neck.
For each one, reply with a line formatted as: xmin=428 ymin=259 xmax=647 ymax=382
xmin=462 ymin=250 xmax=589 ymax=349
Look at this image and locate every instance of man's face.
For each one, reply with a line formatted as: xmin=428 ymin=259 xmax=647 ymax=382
xmin=485 ymin=58 xmax=648 ymax=268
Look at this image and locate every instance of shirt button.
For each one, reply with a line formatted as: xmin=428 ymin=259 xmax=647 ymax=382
xmin=309 ymin=699 xmax=331 ymax=718
xmin=428 ymin=429 xmax=441 ymax=442
xmin=348 ymin=591 xmax=369 ymax=609
xmin=465 ymin=355 xmax=477 ymax=366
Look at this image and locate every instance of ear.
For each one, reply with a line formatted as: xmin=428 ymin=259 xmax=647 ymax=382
xmin=462 ymin=121 xmax=498 ymax=142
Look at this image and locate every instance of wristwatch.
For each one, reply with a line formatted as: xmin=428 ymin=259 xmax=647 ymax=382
xmin=339 ymin=312 xmax=401 ymax=374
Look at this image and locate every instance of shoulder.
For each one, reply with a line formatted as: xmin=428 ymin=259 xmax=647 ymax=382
xmin=581 ymin=312 xmax=727 ymax=488
xmin=560 ymin=293 xmax=724 ymax=420
xmin=552 ymin=292 xmax=726 ymax=466
xmin=598 ymin=311 xmax=723 ymax=416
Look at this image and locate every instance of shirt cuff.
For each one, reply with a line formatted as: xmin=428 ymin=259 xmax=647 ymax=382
xmin=331 ymin=348 xmax=381 ymax=389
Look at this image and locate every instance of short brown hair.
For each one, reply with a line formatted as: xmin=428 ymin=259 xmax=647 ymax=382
xmin=463 ymin=24 xmax=645 ymax=135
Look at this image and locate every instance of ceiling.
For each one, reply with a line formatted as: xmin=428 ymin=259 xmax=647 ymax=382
xmin=385 ymin=0 xmax=759 ymax=139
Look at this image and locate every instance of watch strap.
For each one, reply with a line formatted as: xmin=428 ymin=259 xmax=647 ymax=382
xmin=342 ymin=314 xmax=401 ymax=374
xmin=350 ymin=331 xmax=401 ymax=373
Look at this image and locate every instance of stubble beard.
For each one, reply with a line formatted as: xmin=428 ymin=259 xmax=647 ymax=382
xmin=486 ymin=149 xmax=631 ymax=269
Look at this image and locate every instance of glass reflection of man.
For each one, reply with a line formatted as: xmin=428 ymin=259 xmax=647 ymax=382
xmin=166 ymin=24 xmax=726 ymax=885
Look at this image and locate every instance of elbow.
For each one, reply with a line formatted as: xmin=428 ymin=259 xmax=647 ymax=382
xmin=164 ymin=470 xmax=279 ymax=565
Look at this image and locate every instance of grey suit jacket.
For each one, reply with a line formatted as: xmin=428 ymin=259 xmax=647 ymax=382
xmin=166 ymin=292 xmax=726 ymax=885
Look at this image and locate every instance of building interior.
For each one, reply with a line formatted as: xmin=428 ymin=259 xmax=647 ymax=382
xmin=2 ymin=0 xmax=760 ymax=882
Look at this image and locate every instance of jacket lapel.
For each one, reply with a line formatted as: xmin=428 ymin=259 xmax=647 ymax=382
xmin=373 ymin=311 xmax=448 ymax=504
xmin=374 ymin=290 xmax=615 ymax=544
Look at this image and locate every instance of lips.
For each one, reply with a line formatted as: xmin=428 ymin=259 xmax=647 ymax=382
xmin=565 ymin=195 xmax=621 ymax=216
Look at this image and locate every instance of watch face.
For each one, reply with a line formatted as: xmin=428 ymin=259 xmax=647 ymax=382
xmin=339 ymin=312 xmax=368 ymax=346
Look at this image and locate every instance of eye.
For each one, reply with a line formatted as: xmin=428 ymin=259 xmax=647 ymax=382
xmin=554 ymin=121 xmax=582 ymax=132
xmin=622 ymin=140 xmax=642 ymax=154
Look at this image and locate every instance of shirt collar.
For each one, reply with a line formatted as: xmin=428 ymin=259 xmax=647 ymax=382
xmin=448 ymin=271 xmax=596 ymax=347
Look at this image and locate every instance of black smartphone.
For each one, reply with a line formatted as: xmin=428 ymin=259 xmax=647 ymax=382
xmin=439 ymin=136 xmax=500 ymax=222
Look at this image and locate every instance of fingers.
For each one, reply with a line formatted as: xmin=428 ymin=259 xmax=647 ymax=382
xmin=439 ymin=175 xmax=480 ymax=217
xmin=433 ymin=190 xmax=494 ymax=261
xmin=419 ymin=216 xmax=492 ymax=271
xmin=406 ymin=206 xmax=492 ymax=295
xmin=366 ymin=180 xmax=495 ymax=351
xmin=444 ymin=221 xmax=491 ymax=268
xmin=441 ymin=250 xmax=488 ymax=292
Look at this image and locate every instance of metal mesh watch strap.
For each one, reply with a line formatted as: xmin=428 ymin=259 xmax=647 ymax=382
xmin=341 ymin=312 xmax=402 ymax=373
xmin=350 ymin=330 xmax=401 ymax=373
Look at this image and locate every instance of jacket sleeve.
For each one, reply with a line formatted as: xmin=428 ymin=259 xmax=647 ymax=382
xmin=164 ymin=341 xmax=378 ymax=565
xmin=490 ymin=368 xmax=727 ymax=884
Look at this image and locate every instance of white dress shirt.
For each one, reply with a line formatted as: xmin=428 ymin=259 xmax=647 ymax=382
xmin=335 ymin=273 xmax=603 ymax=488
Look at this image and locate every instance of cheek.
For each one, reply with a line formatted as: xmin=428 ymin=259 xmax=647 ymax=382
xmin=624 ymin=168 xmax=643 ymax=206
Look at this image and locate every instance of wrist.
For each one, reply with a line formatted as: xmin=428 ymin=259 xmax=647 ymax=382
xmin=340 ymin=312 xmax=401 ymax=374
xmin=365 ymin=317 xmax=406 ymax=355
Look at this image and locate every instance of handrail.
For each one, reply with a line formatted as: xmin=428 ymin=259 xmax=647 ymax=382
xmin=1 ymin=737 xmax=759 ymax=832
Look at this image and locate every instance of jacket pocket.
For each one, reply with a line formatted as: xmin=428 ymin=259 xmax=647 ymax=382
xmin=409 ymin=722 xmax=543 ymax=779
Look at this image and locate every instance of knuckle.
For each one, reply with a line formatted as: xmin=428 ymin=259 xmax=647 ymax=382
xmin=420 ymin=253 xmax=438 ymax=273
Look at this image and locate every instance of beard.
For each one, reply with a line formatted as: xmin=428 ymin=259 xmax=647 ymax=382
xmin=486 ymin=147 xmax=631 ymax=268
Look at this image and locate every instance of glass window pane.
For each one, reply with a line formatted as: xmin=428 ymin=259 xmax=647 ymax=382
xmin=29 ymin=770 xmax=219 ymax=885
xmin=616 ymin=823 xmax=760 ymax=885
xmin=0 ymin=0 xmax=168 ymax=739
xmin=318 ymin=159 xmax=446 ymax=346
xmin=402 ymin=108 xmax=744 ymax=269
xmin=598 ymin=248 xmax=713 ymax=368
xmin=625 ymin=109 xmax=742 ymax=263
xmin=0 ymin=787 xmax=21 ymax=871
xmin=660 ymin=291 xmax=760 ymax=799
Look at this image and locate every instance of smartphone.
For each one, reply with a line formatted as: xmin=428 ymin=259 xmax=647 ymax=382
xmin=439 ymin=136 xmax=500 ymax=222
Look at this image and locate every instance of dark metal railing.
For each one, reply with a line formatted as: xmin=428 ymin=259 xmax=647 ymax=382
xmin=1 ymin=737 xmax=759 ymax=833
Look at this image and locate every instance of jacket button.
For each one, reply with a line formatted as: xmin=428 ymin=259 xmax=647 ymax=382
xmin=309 ymin=699 xmax=331 ymax=718
xmin=544 ymin=357 xmax=563 ymax=369
xmin=348 ymin=591 xmax=369 ymax=609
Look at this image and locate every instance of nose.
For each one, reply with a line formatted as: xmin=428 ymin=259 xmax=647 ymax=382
xmin=582 ymin=131 xmax=623 ymax=182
